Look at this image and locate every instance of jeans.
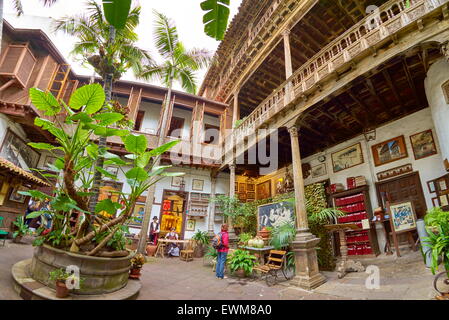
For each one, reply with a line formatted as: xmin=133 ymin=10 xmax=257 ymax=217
xmin=216 ymin=251 xmax=228 ymax=278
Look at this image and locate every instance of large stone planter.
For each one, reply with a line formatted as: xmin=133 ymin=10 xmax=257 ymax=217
xmin=30 ymin=244 xmax=132 ymax=295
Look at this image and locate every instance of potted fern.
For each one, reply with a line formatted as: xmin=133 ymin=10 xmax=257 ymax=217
xmin=227 ymin=249 xmax=257 ymax=278
xmin=192 ymin=230 xmax=209 ymax=258
xmin=424 ymin=217 xmax=449 ymax=276
xmin=12 ymin=216 xmax=30 ymax=243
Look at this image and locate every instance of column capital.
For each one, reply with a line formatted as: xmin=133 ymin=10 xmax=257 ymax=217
xmin=282 ymin=28 xmax=291 ymax=37
xmin=288 ymin=126 xmax=299 ymax=138
xmin=229 ymin=163 xmax=236 ymax=171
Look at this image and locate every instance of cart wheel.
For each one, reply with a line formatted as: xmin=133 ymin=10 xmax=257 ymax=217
xmin=433 ymin=272 xmax=449 ymax=295
xmin=266 ymin=270 xmax=277 ymax=287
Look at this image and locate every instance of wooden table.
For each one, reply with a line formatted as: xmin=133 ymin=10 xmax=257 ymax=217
xmin=240 ymin=246 xmax=275 ymax=265
xmin=324 ymin=223 xmax=366 ymax=279
xmin=371 ymin=218 xmax=393 ymax=255
xmin=155 ymin=239 xmax=190 ymax=258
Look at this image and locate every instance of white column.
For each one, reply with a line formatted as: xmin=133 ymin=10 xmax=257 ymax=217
xmin=208 ymin=172 xmax=218 ymax=236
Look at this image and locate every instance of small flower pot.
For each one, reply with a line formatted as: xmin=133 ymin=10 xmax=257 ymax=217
xmin=55 ymin=280 xmax=69 ymax=298
xmin=129 ymin=267 xmax=141 ymax=279
xmin=146 ymin=244 xmax=157 ymax=257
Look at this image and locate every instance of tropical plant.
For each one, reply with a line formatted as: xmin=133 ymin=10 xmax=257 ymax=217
xmin=137 ymin=10 xmax=212 ymax=253
xmin=270 ymin=221 xmax=296 ymax=250
xmin=227 ymin=249 xmax=257 ymax=276
xmin=212 ymin=195 xmax=255 ymax=232
xmin=54 ymin=0 xmax=151 ymax=217
xmin=22 ymin=83 xmax=182 ymax=256
xmin=205 ymin=245 xmax=218 ymax=259
xmin=130 ymin=253 xmax=146 ymax=269
xmin=424 ymin=207 xmax=449 ymax=228
xmin=12 ymin=216 xmax=29 ymax=239
xmin=308 ymin=206 xmax=346 ymax=224
xmin=424 ymin=219 xmax=449 ymax=276
xmin=200 ymin=0 xmax=231 ymax=40
xmin=192 ymin=230 xmax=210 ymax=245
xmin=238 ymin=232 xmax=253 ymax=246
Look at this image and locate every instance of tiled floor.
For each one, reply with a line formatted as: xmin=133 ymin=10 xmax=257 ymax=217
xmin=0 ymin=239 xmax=441 ymax=300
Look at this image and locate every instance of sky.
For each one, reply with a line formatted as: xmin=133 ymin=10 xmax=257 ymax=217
xmin=4 ymin=0 xmax=243 ymax=91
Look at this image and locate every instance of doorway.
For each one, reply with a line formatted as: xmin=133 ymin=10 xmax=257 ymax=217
xmin=159 ymin=190 xmax=188 ymax=238
xmin=375 ymin=172 xmax=427 ymax=219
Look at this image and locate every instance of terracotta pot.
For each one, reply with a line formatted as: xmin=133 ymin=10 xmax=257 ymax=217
xmin=146 ymin=244 xmax=157 ymax=257
xmin=194 ymin=244 xmax=205 ymax=258
xmin=234 ymin=268 xmax=246 ymax=278
xmin=129 ymin=267 xmax=141 ymax=279
xmin=257 ymin=227 xmax=271 ymax=241
xmin=55 ymin=280 xmax=69 ymax=298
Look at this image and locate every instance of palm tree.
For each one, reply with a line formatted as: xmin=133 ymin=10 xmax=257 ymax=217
xmin=54 ymin=1 xmax=151 ymax=243
xmin=0 ymin=0 xmax=57 ymax=52
xmin=136 ymin=10 xmax=212 ymax=253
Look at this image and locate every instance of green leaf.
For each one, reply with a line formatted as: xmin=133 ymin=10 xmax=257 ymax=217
xmin=200 ymin=0 xmax=230 ymax=41
xmin=96 ymin=166 xmax=117 ymax=180
xmin=18 ymin=190 xmax=50 ymax=200
xmin=95 ymin=198 xmax=121 ymax=215
xmin=125 ymin=167 xmax=148 ymax=181
xmin=136 ymin=152 xmax=152 ymax=168
xmin=103 ymin=0 xmax=132 ymax=29
xmin=123 ymin=134 xmax=147 ymax=154
xmin=86 ymin=144 xmax=99 ymax=159
xmin=29 ymin=88 xmax=61 ymax=116
xmin=51 ymin=195 xmax=77 ymax=212
xmin=147 ymin=140 xmax=180 ymax=157
xmin=26 ymin=210 xmax=46 ymax=219
xmin=27 ymin=142 xmax=60 ymax=151
xmin=69 ymin=112 xmax=93 ymax=123
xmin=54 ymin=158 xmax=65 ymax=170
xmin=69 ymin=84 xmax=105 ymax=114
xmin=104 ymin=158 xmax=127 ymax=166
xmin=93 ymin=113 xmax=124 ymax=126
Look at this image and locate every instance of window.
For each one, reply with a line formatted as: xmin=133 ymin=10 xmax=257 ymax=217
xmin=203 ymin=124 xmax=220 ymax=144
xmin=134 ymin=110 xmax=145 ymax=131
xmin=0 ymin=130 xmax=40 ymax=170
xmin=168 ymin=117 xmax=184 ymax=138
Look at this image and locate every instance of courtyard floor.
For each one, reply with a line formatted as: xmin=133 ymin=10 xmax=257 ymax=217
xmin=0 ymin=238 xmax=441 ymax=300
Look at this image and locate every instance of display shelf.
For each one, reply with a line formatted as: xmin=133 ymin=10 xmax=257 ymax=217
xmin=330 ymin=185 xmax=380 ymax=257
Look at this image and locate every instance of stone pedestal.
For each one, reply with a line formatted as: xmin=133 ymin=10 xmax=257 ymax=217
xmin=290 ymin=232 xmax=327 ymax=290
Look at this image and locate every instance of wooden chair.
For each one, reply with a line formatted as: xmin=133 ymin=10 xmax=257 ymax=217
xmin=154 ymin=241 xmax=166 ymax=258
xmin=0 ymin=217 xmax=9 ymax=247
xmin=253 ymin=250 xmax=289 ymax=286
xmin=180 ymin=240 xmax=194 ymax=262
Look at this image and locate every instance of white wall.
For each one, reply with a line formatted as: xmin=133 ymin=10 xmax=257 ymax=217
xmin=425 ymin=57 xmax=449 ymax=162
xmin=139 ymin=99 xmax=162 ymax=134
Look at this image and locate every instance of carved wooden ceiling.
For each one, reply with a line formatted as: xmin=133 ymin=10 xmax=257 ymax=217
xmin=234 ymin=45 xmax=443 ymax=176
xmin=237 ymin=0 xmax=389 ymax=117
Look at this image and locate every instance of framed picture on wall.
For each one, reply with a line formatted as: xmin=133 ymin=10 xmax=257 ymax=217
xmin=256 ymin=180 xmax=271 ymax=200
xmin=186 ymin=219 xmax=196 ymax=231
xmin=129 ymin=203 xmax=145 ymax=227
xmin=432 ymin=197 xmax=439 ymax=207
xmin=239 ymin=183 xmax=246 ymax=193
xmin=192 ymin=179 xmax=204 ymax=191
xmin=427 ymin=180 xmax=436 ymax=193
xmin=410 ymin=130 xmax=437 ymax=160
xmin=247 ymin=184 xmax=255 ymax=192
xmin=9 ymin=185 xmax=28 ymax=203
xmin=311 ymin=163 xmax=327 ymax=178
xmin=440 ymin=195 xmax=449 ymax=207
xmin=331 ymin=143 xmax=364 ymax=173
xmin=372 ymin=136 xmax=408 ymax=167
xmin=247 ymin=192 xmax=255 ymax=200
xmin=257 ymin=200 xmax=295 ymax=230
xmin=171 ymin=176 xmax=184 ymax=187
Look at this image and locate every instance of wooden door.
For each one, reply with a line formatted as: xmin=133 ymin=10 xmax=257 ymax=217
xmin=376 ymin=172 xmax=427 ymax=219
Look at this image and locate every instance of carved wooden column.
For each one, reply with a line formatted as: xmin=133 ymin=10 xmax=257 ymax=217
xmin=232 ymin=90 xmax=240 ymax=126
xmin=283 ymin=29 xmax=294 ymax=104
xmin=208 ymin=171 xmax=218 ymax=236
xmin=288 ymin=126 xmax=326 ymax=290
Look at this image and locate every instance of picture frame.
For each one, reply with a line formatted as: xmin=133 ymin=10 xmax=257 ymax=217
xmin=239 ymin=183 xmax=246 ymax=193
xmin=388 ymin=201 xmax=418 ymax=234
xmin=186 ymin=219 xmax=196 ymax=231
xmin=9 ymin=185 xmax=28 ymax=203
xmin=235 ymin=182 xmax=238 ymax=192
xmin=440 ymin=194 xmax=449 ymax=207
xmin=247 ymin=192 xmax=255 ymax=199
xmin=331 ymin=143 xmax=364 ymax=173
xmin=238 ymin=192 xmax=247 ymax=201
xmin=129 ymin=203 xmax=145 ymax=227
xmin=410 ymin=129 xmax=437 ymax=160
xmin=247 ymin=184 xmax=255 ymax=192
xmin=376 ymin=163 xmax=413 ymax=181
xmin=311 ymin=163 xmax=327 ymax=178
xmin=432 ymin=197 xmax=439 ymax=207
xmin=438 ymin=178 xmax=448 ymax=191
xmin=171 ymin=176 xmax=184 ymax=188
xmin=192 ymin=179 xmax=204 ymax=191
xmin=372 ymin=135 xmax=408 ymax=167
xmin=427 ymin=180 xmax=436 ymax=193
xmin=256 ymin=180 xmax=271 ymax=200
xmin=257 ymin=200 xmax=295 ymax=231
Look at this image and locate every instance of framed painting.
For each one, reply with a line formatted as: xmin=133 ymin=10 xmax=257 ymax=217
xmin=311 ymin=163 xmax=327 ymax=178
xmin=239 ymin=183 xmax=246 ymax=193
xmin=247 ymin=184 xmax=255 ymax=192
xmin=9 ymin=185 xmax=28 ymax=203
xmin=238 ymin=192 xmax=247 ymax=201
xmin=247 ymin=192 xmax=255 ymax=200
xmin=129 ymin=203 xmax=145 ymax=227
xmin=372 ymin=136 xmax=408 ymax=167
xmin=192 ymin=179 xmax=204 ymax=191
xmin=256 ymin=180 xmax=271 ymax=200
xmin=186 ymin=219 xmax=195 ymax=231
xmin=388 ymin=201 xmax=417 ymax=234
xmin=331 ymin=143 xmax=364 ymax=173
xmin=257 ymin=200 xmax=295 ymax=231
xmin=432 ymin=197 xmax=439 ymax=207
xmin=427 ymin=180 xmax=436 ymax=193
xmin=171 ymin=176 xmax=183 ymax=188
xmin=410 ymin=130 xmax=437 ymax=160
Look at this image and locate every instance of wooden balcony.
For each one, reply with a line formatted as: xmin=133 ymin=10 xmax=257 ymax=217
xmin=232 ymin=0 xmax=448 ymax=143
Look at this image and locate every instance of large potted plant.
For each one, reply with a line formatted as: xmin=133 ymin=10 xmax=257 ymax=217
xmin=20 ymin=83 xmax=182 ymax=295
xmin=424 ymin=216 xmax=449 ymax=276
xmin=12 ymin=216 xmax=30 ymax=243
xmin=213 ymin=195 xmax=255 ymax=235
xmin=192 ymin=230 xmax=209 ymax=258
xmin=227 ymin=249 xmax=257 ymax=278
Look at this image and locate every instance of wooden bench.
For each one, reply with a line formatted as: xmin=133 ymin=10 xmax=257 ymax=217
xmin=253 ymin=250 xmax=290 ymax=286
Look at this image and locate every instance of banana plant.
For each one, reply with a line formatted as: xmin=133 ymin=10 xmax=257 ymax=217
xmin=200 ymin=0 xmax=230 ymax=40
xmin=21 ymin=84 xmax=183 ymax=256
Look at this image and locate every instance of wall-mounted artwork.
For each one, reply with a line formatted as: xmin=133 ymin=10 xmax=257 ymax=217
xmin=171 ymin=176 xmax=184 ymax=188
xmin=192 ymin=179 xmax=204 ymax=191
xmin=9 ymin=185 xmax=28 ymax=203
xmin=376 ymin=163 xmax=413 ymax=181
xmin=256 ymin=180 xmax=271 ymax=200
xmin=247 ymin=184 xmax=255 ymax=192
xmin=186 ymin=219 xmax=196 ymax=231
xmin=258 ymin=200 xmax=295 ymax=230
xmin=372 ymin=136 xmax=408 ymax=167
xmin=311 ymin=163 xmax=327 ymax=178
xmin=410 ymin=129 xmax=437 ymax=160
xmin=331 ymin=143 xmax=364 ymax=173
xmin=129 ymin=203 xmax=145 ymax=227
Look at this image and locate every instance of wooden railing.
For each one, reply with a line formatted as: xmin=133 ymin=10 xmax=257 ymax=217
xmin=232 ymin=0 xmax=447 ymax=141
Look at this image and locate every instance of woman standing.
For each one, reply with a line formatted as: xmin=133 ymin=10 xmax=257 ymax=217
xmin=216 ymin=224 xmax=229 ymax=279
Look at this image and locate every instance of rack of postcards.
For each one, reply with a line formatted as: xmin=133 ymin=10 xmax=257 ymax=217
xmin=330 ymin=185 xmax=380 ymax=258
xmin=187 ymin=192 xmax=210 ymax=218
